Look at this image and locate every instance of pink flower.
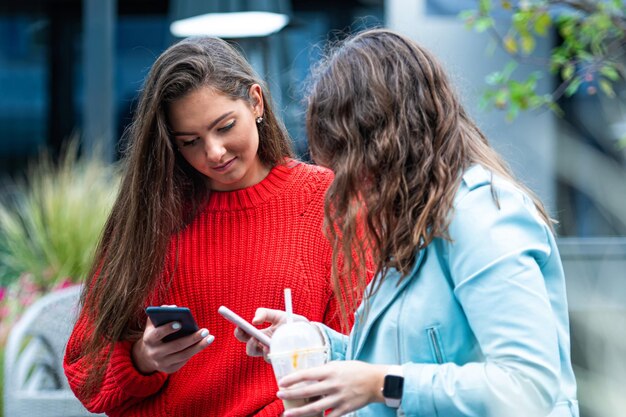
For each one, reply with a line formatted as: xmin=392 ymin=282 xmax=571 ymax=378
xmin=18 ymin=273 xmax=39 ymax=294
xmin=0 ymin=286 xmax=6 ymax=303
xmin=0 ymin=305 xmax=9 ymax=319
xmin=19 ymin=294 xmax=35 ymax=307
xmin=53 ymin=278 xmax=75 ymax=291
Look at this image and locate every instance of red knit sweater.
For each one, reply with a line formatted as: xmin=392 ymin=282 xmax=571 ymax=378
xmin=64 ymin=160 xmax=343 ymax=417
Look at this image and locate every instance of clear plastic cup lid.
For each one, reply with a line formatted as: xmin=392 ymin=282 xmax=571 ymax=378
xmin=270 ymin=321 xmax=324 ymax=355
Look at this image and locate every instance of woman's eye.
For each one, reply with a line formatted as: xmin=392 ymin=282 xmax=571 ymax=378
xmin=182 ymin=138 xmax=200 ymax=147
xmin=218 ymin=120 xmax=236 ymax=132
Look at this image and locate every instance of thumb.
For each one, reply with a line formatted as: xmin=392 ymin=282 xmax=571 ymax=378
xmin=252 ymin=308 xmax=284 ymax=325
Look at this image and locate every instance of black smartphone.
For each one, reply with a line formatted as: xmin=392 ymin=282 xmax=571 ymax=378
xmin=145 ymin=306 xmax=199 ymax=342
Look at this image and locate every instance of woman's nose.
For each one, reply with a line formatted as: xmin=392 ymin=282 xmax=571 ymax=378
xmin=203 ymin=138 xmax=226 ymax=163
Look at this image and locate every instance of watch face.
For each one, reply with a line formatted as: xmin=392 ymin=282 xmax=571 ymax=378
xmin=383 ymin=375 xmax=404 ymax=399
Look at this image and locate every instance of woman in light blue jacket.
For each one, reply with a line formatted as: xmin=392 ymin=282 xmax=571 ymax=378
xmin=238 ymin=28 xmax=579 ymax=417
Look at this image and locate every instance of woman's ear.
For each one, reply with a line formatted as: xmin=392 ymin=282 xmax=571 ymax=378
xmin=249 ymin=84 xmax=264 ymax=117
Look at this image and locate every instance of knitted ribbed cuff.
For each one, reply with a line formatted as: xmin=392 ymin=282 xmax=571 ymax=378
xmin=254 ymin=398 xmax=285 ymax=416
xmin=110 ymin=340 xmax=168 ymax=397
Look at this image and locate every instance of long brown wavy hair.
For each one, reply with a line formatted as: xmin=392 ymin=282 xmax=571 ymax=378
xmin=75 ymin=36 xmax=293 ymax=394
xmin=306 ymin=28 xmax=553 ymax=325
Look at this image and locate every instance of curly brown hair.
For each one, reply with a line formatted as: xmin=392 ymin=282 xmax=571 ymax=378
xmin=306 ymin=28 xmax=553 ymax=325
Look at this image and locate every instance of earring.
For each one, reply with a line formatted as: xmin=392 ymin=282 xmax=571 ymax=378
xmin=256 ymin=116 xmax=264 ymax=124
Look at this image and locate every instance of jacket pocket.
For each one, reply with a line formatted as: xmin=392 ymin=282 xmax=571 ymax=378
xmin=426 ymin=326 xmax=447 ymax=364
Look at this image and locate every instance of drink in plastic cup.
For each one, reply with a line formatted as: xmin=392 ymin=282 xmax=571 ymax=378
xmin=268 ymin=321 xmax=327 ymax=414
xmin=268 ymin=346 xmax=327 ymax=410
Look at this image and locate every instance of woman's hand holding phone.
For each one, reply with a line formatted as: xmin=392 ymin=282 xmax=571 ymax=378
xmin=232 ymin=307 xmax=309 ymax=359
xmin=131 ymin=305 xmax=215 ymax=375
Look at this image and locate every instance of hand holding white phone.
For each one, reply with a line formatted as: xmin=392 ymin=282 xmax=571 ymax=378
xmin=218 ymin=306 xmax=272 ymax=346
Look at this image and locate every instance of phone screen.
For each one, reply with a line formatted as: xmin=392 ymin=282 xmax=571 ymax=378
xmin=146 ymin=306 xmax=199 ymax=342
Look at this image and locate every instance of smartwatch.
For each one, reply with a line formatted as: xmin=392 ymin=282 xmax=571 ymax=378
xmin=382 ymin=365 xmax=404 ymax=408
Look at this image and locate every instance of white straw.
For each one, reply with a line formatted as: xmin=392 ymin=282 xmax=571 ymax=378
xmin=284 ymin=288 xmax=293 ymax=324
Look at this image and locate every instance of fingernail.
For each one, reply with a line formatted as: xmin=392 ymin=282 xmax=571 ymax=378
xmin=172 ymin=322 xmax=181 ymax=330
xmin=206 ymin=335 xmax=215 ymax=344
xmin=276 ymin=391 xmax=285 ymax=399
xmin=200 ymin=329 xmax=209 ymax=338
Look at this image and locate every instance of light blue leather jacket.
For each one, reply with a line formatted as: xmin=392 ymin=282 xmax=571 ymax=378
xmin=319 ymin=165 xmax=579 ymax=417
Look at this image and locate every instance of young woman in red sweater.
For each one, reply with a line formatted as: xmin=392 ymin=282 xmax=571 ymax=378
xmin=63 ymin=36 xmax=345 ymax=417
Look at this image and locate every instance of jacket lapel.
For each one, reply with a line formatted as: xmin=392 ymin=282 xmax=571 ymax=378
xmin=351 ymin=249 xmax=425 ymax=359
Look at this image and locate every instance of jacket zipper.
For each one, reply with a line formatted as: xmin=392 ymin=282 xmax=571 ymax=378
xmin=396 ymin=291 xmax=409 ymax=363
xmin=427 ymin=327 xmax=444 ymax=364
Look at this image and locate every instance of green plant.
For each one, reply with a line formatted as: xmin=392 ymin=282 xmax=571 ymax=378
xmin=0 ymin=141 xmax=119 ymax=343
xmin=460 ymin=0 xmax=626 ymax=122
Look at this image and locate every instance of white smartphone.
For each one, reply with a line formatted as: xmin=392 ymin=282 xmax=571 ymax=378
xmin=218 ymin=305 xmax=272 ymax=346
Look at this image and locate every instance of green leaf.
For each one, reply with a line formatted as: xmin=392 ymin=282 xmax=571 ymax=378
xmin=600 ymin=65 xmax=620 ymax=81
xmin=520 ymin=34 xmax=536 ymax=54
xmin=458 ymin=10 xmax=476 ymax=20
xmin=502 ymin=61 xmax=518 ymax=78
xmin=552 ymin=52 xmax=567 ymax=65
xmin=485 ymin=71 xmax=504 ymax=86
xmin=494 ymin=88 xmax=509 ymax=109
xmin=547 ymin=101 xmax=564 ymax=117
xmin=458 ymin=10 xmax=477 ymax=28
xmin=485 ymin=62 xmax=517 ymax=87
xmin=506 ymin=103 xmax=520 ymax=121
xmin=509 ymin=79 xmax=534 ymax=107
xmin=512 ymin=11 xmax=532 ymax=35
xmin=527 ymin=96 xmax=541 ymax=108
xmin=475 ymin=16 xmax=495 ymax=32
xmin=534 ymin=12 xmax=552 ymax=36
xmin=526 ymin=71 xmax=541 ymax=85
xmin=593 ymin=13 xmax=612 ymax=32
xmin=503 ymin=35 xmax=518 ymax=54
xmin=561 ymin=63 xmax=575 ymax=81
xmin=479 ymin=0 xmax=492 ymax=14
xmin=565 ymin=77 xmax=583 ymax=97
xmin=599 ymin=79 xmax=616 ymax=98
xmin=479 ymin=93 xmax=493 ymax=110
xmin=576 ymin=50 xmax=594 ymax=62
xmin=559 ymin=18 xmax=575 ymax=38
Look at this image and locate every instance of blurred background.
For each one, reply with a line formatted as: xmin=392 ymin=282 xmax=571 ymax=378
xmin=0 ymin=0 xmax=625 ymax=416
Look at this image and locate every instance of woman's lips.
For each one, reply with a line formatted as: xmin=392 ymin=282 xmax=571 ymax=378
xmin=211 ymin=157 xmax=236 ymax=172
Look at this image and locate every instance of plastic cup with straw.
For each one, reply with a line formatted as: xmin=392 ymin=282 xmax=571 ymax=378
xmin=268 ymin=288 xmax=327 ymax=415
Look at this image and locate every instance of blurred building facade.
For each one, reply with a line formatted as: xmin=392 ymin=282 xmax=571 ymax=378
xmin=0 ymin=0 xmax=383 ymax=167
xmin=1 ymin=0 xmax=625 ymax=236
